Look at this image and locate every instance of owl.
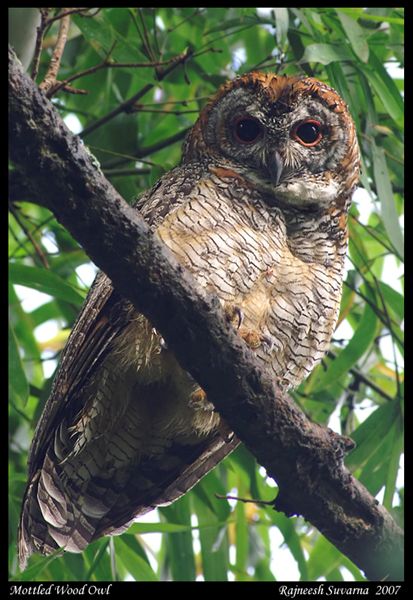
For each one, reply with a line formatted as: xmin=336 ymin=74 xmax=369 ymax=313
xmin=18 ymin=72 xmax=360 ymax=568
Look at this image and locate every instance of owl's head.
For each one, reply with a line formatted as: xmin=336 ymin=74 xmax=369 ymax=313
xmin=183 ymin=72 xmax=360 ymax=210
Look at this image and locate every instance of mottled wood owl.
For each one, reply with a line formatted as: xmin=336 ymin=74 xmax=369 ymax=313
xmin=18 ymin=72 xmax=360 ymax=568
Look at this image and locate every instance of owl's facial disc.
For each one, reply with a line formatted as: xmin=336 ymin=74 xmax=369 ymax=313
xmin=193 ymin=75 xmax=359 ymax=210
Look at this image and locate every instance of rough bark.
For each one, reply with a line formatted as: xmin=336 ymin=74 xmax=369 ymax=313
xmin=9 ymin=46 xmax=404 ymax=581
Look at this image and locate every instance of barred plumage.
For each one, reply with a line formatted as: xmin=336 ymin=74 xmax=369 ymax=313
xmin=18 ymin=72 xmax=360 ymax=569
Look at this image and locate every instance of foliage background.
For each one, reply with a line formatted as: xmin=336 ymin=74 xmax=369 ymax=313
xmin=9 ymin=7 xmax=404 ymax=582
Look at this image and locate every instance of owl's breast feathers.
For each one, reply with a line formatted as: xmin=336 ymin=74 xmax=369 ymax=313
xmin=156 ymin=168 xmax=346 ymax=387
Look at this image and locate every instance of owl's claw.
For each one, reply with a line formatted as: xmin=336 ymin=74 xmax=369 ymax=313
xmin=218 ymin=419 xmax=235 ymax=443
xmin=152 ymin=328 xmax=168 ymax=351
xmin=224 ymin=304 xmax=244 ymax=329
xmin=239 ymin=328 xmax=274 ymax=351
xmin=224 ymin=304 xmax=273 ymax=351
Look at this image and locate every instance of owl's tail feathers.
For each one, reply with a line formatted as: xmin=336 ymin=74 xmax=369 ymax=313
xmin=18 ymin=470 xmax=60 ymax=571
xmin=17 ymin=451 xmax=107 ymax=571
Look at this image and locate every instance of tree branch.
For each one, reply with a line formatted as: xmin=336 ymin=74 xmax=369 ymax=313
xmin=8 ymin=46 xmax=403 ymax=581
xmin=80 ymin=47 xmax=193 ymax=138
xmin=38 ymin=8 xmax=71 ymax=95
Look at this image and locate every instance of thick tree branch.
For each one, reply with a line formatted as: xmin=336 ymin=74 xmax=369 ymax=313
xmin=9 ymin=47 xmax=403 ymax=581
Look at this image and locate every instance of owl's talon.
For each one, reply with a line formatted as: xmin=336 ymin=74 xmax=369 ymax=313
xmin=152 ymin=327 xmax=168 ymax=350
xmin=190 ymin=387 xmax=207 ymax=405
xmin=224 ymin=304 xmax=243 ymax=329
xmin=189 ymin=387 xmax=216 ymax=412
xmin=240 ymin=328 xmax=274 ymax=351
xmin=218 ymin=419 xmax=235 ymax=443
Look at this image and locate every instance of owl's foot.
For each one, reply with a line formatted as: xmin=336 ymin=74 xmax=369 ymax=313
xmin=224 ymin=303 xmax=273 ymax=350
xmin=218 ymin=418 xmax=235 ymax=443
xmin=152 ymin=328 xmax=168 ymax=351
xmin=239 ymin=327 xmax=274 ymax=351
xmin=189 ymin=387 xmax=215 ymax=412
xmin=224 ymin=304 xmax=243 ymax=329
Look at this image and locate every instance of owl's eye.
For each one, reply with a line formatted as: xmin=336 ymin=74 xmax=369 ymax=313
xmin=233 ymin=116 xmax=262 ymax=144
xmin=293 ymin=120 xmax=323 ymax=147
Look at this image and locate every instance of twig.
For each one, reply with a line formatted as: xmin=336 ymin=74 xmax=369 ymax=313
xmin=31 ymin=8 xmax=50 ymax=81
xmin=49 ymin=54 xmax=194 ymax=97
xmin=39 ymin=9 xmax=71 ymax=95
xmin=360 ymin=132 xmax=404 ymax=166
xmin=166 ymin=8 xmax=204 ymax=34
xmin=103 ymin=168 xmax=151 ymax=177
xmin=132 ymin=107 xmax=199 ymax=115
xmin=327 ymin=350 xmax=395 ymax=403
xmin=137 ymin=8 xmax=156 ymax=62
xmin=80 ymin=47 xmax=193 ymax=138
xmin=9 ymin=204 xmax=50 ymax=268
xmin=102 ymin=127 xmax=190 ymax=169
xmin=45 ymin=7 xmax=99 ymax=26
xmin=350 ymin=214 xmax=401 ymax=257
xmin=371 ymin=274 xmax=402 ymax=399
xmin=215 ymin=493 xmax=274 ymax=506
xmin=133 ymin=96 xmax=210 ymax=107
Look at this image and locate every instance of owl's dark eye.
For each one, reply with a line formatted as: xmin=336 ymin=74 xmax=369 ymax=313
xmin=293 ymin=120 xmax=323 ymax=147
xmin=233 ymin=116 xmax=262 ymax=144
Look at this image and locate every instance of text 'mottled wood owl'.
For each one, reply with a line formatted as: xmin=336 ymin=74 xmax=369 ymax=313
xmin=18 ymin=72 xmax=360 ymax=568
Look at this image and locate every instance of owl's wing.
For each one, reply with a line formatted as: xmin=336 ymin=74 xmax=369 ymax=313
xmin=28 ymin=271 xmax=132 ymax=477
xmin=20 ymin=172 xmax=240 ymax=567
xmin=28 ymin=170 xmax=187 ymax=475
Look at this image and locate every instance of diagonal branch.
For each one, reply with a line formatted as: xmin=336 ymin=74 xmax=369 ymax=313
xmin=8 ymin=46 xmax=403 ymax=582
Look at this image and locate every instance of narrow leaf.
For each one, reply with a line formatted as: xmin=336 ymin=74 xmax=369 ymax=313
xmin=160 ymin=496 xmax=196 ymax=581
xmin=9 ymin=321 xmax=29 ymax=408
xmin=274 ymin=8 xmax=289 ymax=48
xmin=346 ymin=401 xmax=399 ymax=471
xmin=114 ymin=538 xmax=158 ymax=581
xmin=366 ymin=51 xmax=404 ymax=125
xmin=383 ymin=418 xmax=404 ymax=510
xmin=193 ymin=493 xmax=229 ymax=581
xmin=300 ymin=43 xmax=353 ymax=65
xmin=9 ymin=264 xmax=85 ymax=305
xmin=337 ymin=12 xmax=369 ymax=62
xmin=372 ymin=143 xmax=404 ymax=259
xmin=311 ymin=301 xmax=378 ymax=392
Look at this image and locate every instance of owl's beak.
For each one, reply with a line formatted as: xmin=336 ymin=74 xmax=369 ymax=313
xmin=268 ymin=151 xmax=284 ymax=187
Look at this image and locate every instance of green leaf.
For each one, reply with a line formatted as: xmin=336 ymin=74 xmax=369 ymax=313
xmin=338 ymin=8 xmax=404 ymax=26
xmin=365 ymin=51 xmax=404 ymax=126
xmin=126 ymin=521 xmax=194 ymax=535
xmin=114 ymin=538 xmax=158 ymax=581
xmin=160 ymin=495 xmax=196 ymax=581
xmin=300 ymin=43 xmax=353 ymax=65
xmin=274 ymin=8 xmax=289 ymax=48
xmin=307 ymin=535 xmax=363 ymax=581
xmin=192 ymin=468 xmax=231 ymax=521
xmin=346 ymin=401 xmax=400 ymax=471
xmin=9 ymin=321 xmax=29 ymax=409
xmin=311 ymin=301 xmax=378 ymax=392
xmin=267 ymin=511 xmax=308 ymax=580
xmin=337 ymin=12 xmax=369 ymax=62
xmin=193 ymin=493 xmax=229 ymax=581
xmin=382 ymin=418 xmax=403 ymax=510
xmin=13 ymin=552 xmax=61 ymax=581
xmin=9 ymin=264 xmax=85 ymax=305
xmin=372 ymin=143 xmax=404 ymax=259
xmin=377 ymin=282 xmax=404 ymax=321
